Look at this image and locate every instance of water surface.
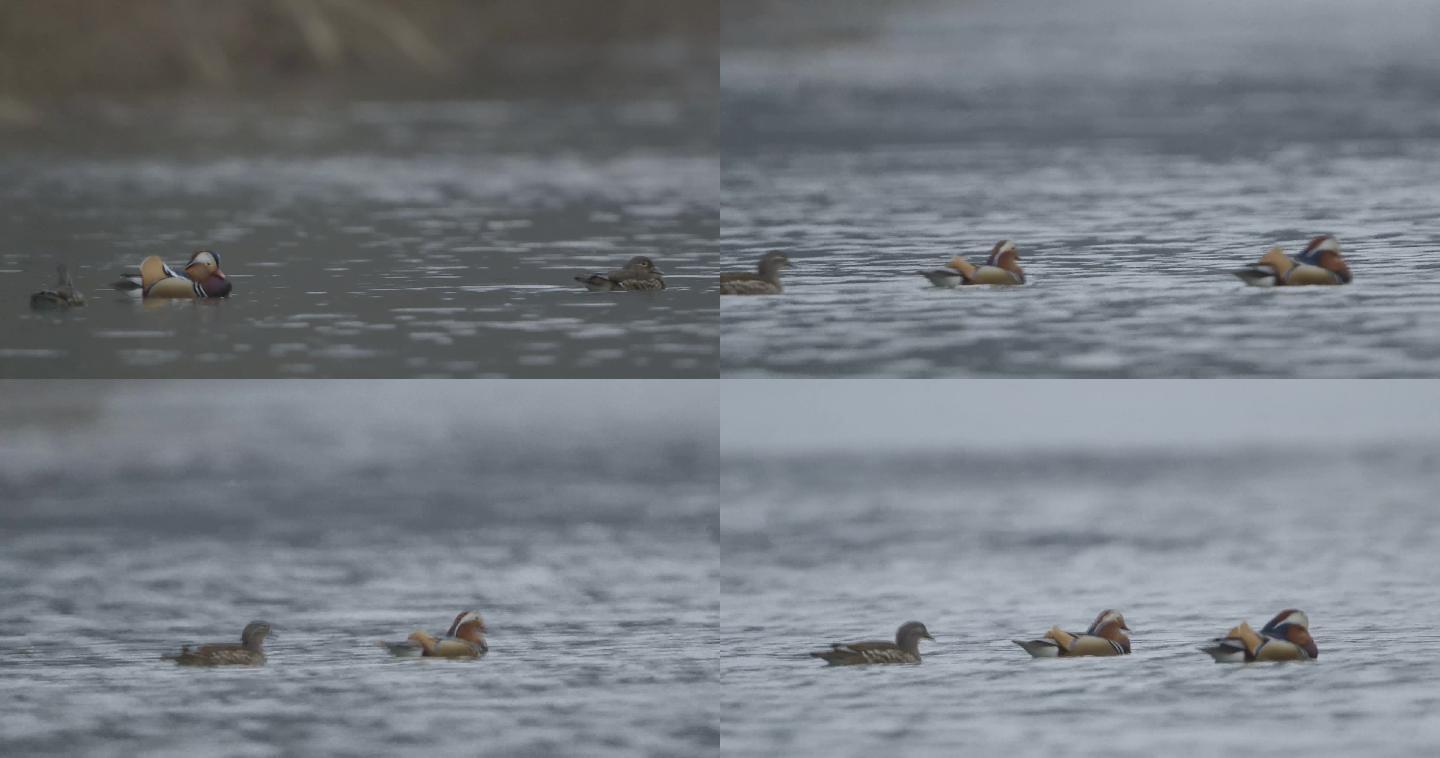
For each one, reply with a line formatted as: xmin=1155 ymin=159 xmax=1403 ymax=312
xmin=721 ymin=445 xmax=1440 ymax=756
xmin=0 ymin=383 xmax=719 ymax=757
xmin=722 ymin=0 xmax=1440 ymax=376
xmin=2 ymin=98 xmax=716 ymax=377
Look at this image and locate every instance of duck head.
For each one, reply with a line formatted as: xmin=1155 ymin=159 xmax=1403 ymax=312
xmin=446 ymin=610 xmax=487 ymax=640
xmin=184 ymin=250 xmax=224 ymax=280
xmin=1296 ymin=235 xmax=1351 ymax=283
xmin=623 ymin=256 xmax=662 ymax=275
xmin=758 ymin=251 xmax=793 ymax=276
xmin=1261 ymin=609 xmax=1317 ymax=659
xmin=240 ymin=620 xmax=273 ymax=651
xmin=1087 ymin=609 xmax=1129 ymax=635
xmin=895 ymin=621 xmax=935 ymax=651
xmin=185 ymin=250 xmax=233 ymax=297
xmin=986 ymin=240 xmax=1023 ymax=274
xmin=1092 ymin=618 xmax=1131 ymax=652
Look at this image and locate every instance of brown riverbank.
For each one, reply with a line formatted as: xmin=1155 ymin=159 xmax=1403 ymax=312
xmin=0 ymin=0 xmax=713 ymax=100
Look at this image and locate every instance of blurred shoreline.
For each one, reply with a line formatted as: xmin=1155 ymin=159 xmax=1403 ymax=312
xmin=0 ymin=0 xmax=715 ymax=126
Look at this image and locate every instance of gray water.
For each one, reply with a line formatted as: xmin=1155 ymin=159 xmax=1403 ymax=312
xmin=1 ymin=98 xmax=716 ymax=378
xmin=720 ymin=445 xmax=1440 ymax=756
xmin=0 ymin=382 xmax=719 ymax=757
xmin=721 ymin=0 xmax=1440 ymax=376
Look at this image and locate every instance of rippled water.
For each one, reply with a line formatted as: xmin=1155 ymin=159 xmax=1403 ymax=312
xmin=720 ymin=446 xmax=1440 ymax=756
xmin=722 ymin=0 xmax=1440 ymax=376
xmin=0 ymin=383 xmax=718 ymax=757
xmin=1 ymin=99 xmax=716 ymax=377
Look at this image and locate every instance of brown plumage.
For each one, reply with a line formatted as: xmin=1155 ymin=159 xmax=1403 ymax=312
xmin=444 ymin=610 xmax=488 ymax=654
xmin=1233 ymin=236 xmax=1351 ymax=286
xmin=575 ymin=256 xmax=665 ymax=291
xmin=721 ymin=251 xmax=792 ymax=295
xmin=1014 ymin=610 xmax=1131 ymax=657
xmin=920 ymin=240 xmax=1025 ymax=287
xmin=403 ymin=630 xmax=484 ymax=658
xmin=379 ymin=610 xmax=488 ymax=657
xmin=30 ymin=264 xmax=85 ymax=309
xmin=165 ymin=620 xmax=272 ymax=666
xmin=1200 ymin=609 xmax=1316 ymax=662
xmin=809 ymin=621 xmax=933 ymax=666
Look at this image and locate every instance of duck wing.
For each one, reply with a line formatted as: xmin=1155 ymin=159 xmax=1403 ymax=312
xmin=810 ymin=640 xmax=912 ymax=665
xmin=719 ymin=274 xmax=780 ymax=295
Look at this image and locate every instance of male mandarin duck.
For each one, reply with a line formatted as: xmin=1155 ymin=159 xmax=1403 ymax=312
xmin=575 ymin=255 xmax=665 ymax=291
xmin=1013 ymin=609 xmax=1131 ymax=657
xmin=30 ymin=264 xmax=86 ymax=309
xmin=1233 ymin=235 xmax=1351 ymax=286
xmin=1200 ymin=609 xmax=1317 ymax=662
xmin=164 ymin=620 xmax=272 ymax=666
xmin=721 ymin=251 xmax=792 ymax=295
xmin=919 ymin=240 xmax=1026 ymax=287
xmin=115 ymin=250 xmax=232 ymax=299
xmin=379 ymin=610 xmax=487 ymax=658
xmin=809 ymin=621 xmax=934 ymax=665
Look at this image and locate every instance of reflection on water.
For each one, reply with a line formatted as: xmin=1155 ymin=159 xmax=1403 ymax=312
xmin=722 ymin=0 xmax=1440 ymax=377
xmin=721 ymin=445 xmax=1440 ymax=756
xmin=1 ymin=99 xmax=717 ymax=378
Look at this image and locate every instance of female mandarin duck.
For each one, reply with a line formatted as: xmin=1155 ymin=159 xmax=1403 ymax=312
xmin=164 ymin=620 xmax=272 ymax=666
xmin=1200 ymin=609 xmax=1317 ymax=662
xmin=379 ymin=610 xmax=487 ymax=658
xmin=721 ymin=251 xmax=792 ymax=295
xmin=809 ymin=621 xmax=934 ymax=665
xmin=1233 ymin=235 xmax=1351 ymax=286
xmin=575 ymin=256 xmax=665 ymax=291
xmin=919 ymin=240 xmax=1026 ymax=287
xmin=1013 ymin=609 xmax=1131 ymax=657
xmin=115 ymin=250 xmax=232 ymax=299
xmin=30 ymin=264 xmax=86 ymax=309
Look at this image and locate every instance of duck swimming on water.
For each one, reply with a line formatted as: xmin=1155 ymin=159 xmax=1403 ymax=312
xmin=115 ymin=250 xmax=231 ymax=299
xmin=30 ymin=264 xmax=86 ymax=309
xmin=164 ymin=620 xmax=272 ymax=666
xmin=1200 ymin=609 xmax=1317 ymax=662
xmin=721 ymin=251 xmax=792 ymax=295
xmin=1233 ymin=236 xmax=1351 ymax=286
xmin=575 ymin=256 xmax=665 ymax=291
xmin=1013 ymin=610 xmax=1131 ymax=657
xmin=920 ymin=240 xmax=1026 ymax=287
xmin=809 ymin=621 xmax=934 ymax=665
xmin=379 ymin=610 xmax=488 ymax=658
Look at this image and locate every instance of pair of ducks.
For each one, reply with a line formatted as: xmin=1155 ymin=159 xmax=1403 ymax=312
xmin=811 ymin=609 xmax=1316 ymax=666
xmin=163 ymin=611 xmax=488 ymax=667
xmin=575 ymin=251 xmax=798 ymax=295
xmin=27 ymin=250 xmax=232 ymax=310
xmin=917 ymin=235 xmax=1352 ymax=288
